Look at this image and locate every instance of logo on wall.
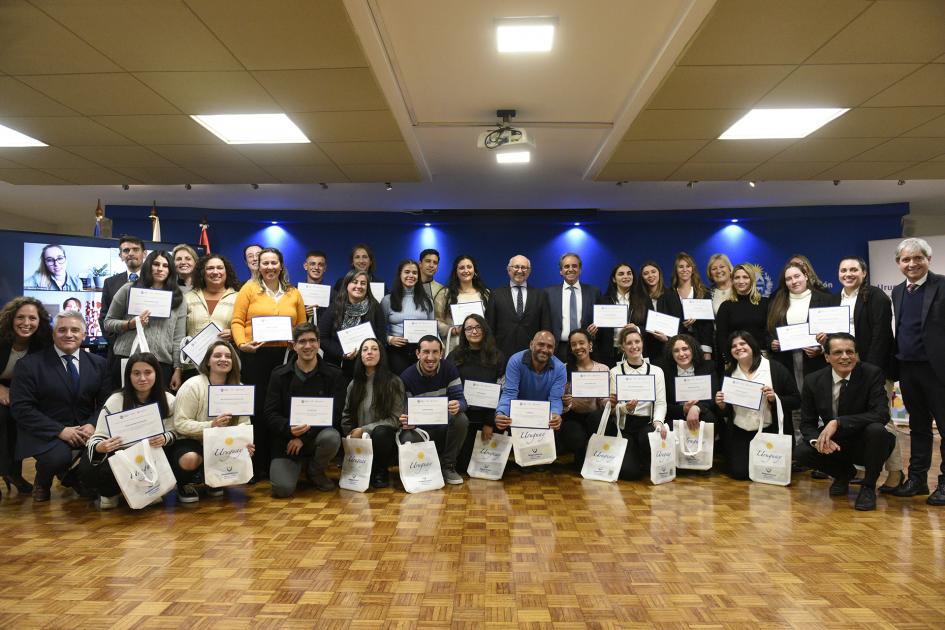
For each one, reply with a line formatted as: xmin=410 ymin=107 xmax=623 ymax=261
xmin=745 ymin=263 xmax=774 ymax=297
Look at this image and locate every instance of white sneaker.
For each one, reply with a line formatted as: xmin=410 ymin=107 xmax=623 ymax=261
xmin=97 ymin=495 xmax=120 ymax=510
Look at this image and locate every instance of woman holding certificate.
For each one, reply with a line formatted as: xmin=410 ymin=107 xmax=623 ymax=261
xmin=451 ymin=314 xmax=505 ymax=474
xmin=635 ymin=261 xmax=683 ymax=368
xmin=434 ymin=255 xmax=491 ymax=355
xmin=340 ymin=338 xmax=406 ymax=488
xmin=560 ymin=329 xmax=608 ymax=471
xmin=707 ymin=254 xmax=734 ymax=315
xmin=172 ymin=340 xmax=253 ymax=502
xmin=231 ymin=247 xmax=306 ymax=479
xmin=183 ymin=254 xmax=240 ymax=380
xmin=104 ymin=250 xmax=187 ymax=391
xmin=82 ymin=352 xmax=176 ymax=509
xmin=671 ymin=252 xmax=714 ymax=361
xmin=590 ymin=262 xmax=641 ymax=367
xmin=714 ymin=331 xmax=799 ymax=480
xmin=715 ymin=264 xmax=769 ymax=369
xmin=663 ymin=334 xmax=719 ymax=429
xmin=381 ymin=260 xmax=436 ymax=375
xmin=606 ymin=328 xmax=668 ymax=480
xmin=318 ymin=269 xmax=386 ymax=378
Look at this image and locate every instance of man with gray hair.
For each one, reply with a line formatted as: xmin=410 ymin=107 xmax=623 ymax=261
xmin=545 ymin=252 xmax=600 ymax=361
xmin=11 ymin=311 xmax=109 ymax=502
xmin=486 ymin=254 xmax=552 ymax=359
xmin=889 ymin=237 xmax=945 ymax=505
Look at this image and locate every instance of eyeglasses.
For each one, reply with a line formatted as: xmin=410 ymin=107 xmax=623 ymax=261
xmin=44 ymin=256 xmax=66 ymax=264
xmin=120 ymin=247 xmax=141 ymax=254
xmin=464 ymin=325 xmax=482 ymax=333
xmin=508 ymin=265 xmax=530 ymax=271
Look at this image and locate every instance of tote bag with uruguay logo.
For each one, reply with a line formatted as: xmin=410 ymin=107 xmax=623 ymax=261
xmin=511 ymin=427 xmax=556 ymax=467
xmin=649 ymin=430 xmax=677 ymax=485
xmin=581 ymin=403 xmax=627 ymax=482
xmin=749 ymin=395 xmax=791 ymax=486
xmin=108 ymin=440 xmax=176 ymax=509
xmin=202 ymin=424 xmax=254 ymax=487
xmin=467 ymin=430 xmax=512 ymax=480
xmin=397 ymin=428 xmax=444 ymax=493
xmin=339 ymin=434 xmax=373 ymax=492
xmin=673 ymin=419 xmax=714 ymax=471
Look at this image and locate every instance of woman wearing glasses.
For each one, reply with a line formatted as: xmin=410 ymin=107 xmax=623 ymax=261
xmin=25 ymin=244 xmax=83 ymax=291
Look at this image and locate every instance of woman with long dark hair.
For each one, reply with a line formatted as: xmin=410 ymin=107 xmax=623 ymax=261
xmin=671 ymin=252 xmax=715 ymax=361
xmin=434 ymin=255 xmax=492 ymax=354
xmin=634 ymin=260 xmax=682 ymax=368
xmin=183 ymin=254 xmax=241 ymax=379
xmin=662 ymin=333 xmax=718 ymax=431
xmin=590 ymin=262 xmax=640 ymax=367
xmin=319 ymin=269 xmax=386 ymax=376
xmin=381 ymin=259 xmax=435 ymax=375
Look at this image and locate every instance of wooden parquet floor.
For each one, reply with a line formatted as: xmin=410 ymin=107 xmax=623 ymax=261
xmin=1 ymin=442 xmax=944 ymax=629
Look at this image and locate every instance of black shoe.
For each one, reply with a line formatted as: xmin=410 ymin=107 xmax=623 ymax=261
xmin=829 ymin=478 xmax=850 ymax=496
xmin=371 ymin=470 xmax=390 ymax=489
xmin=879 ymin=478 xmax=905 ymax=495
xmin=927 ymin=484 xmax=945 ymax=506
xmin=811 ymin=470 xmax=829 ymax=480
xmin=848 ymin=477 xmax=864 ymax=486
xmin=855 ymin=486 xmax=877 ymax=511
xmin=3 ymin=474 xmax=33 ymax=494
xmin=891 ymin=477 xmax=930 ymax=497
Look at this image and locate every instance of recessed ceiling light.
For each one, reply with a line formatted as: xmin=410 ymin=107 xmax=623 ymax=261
xmin=0 ymin=124 xmax=46 ymax=147
xmin=496 ymin=17 xmax=556 ymax=53
xmin=719 ymin=108 xmax=849 ymax=140
xmin=496 ymin=150 xmax=531 ymax=164
xmin=190 ymin=113 xmax=310 ymax=144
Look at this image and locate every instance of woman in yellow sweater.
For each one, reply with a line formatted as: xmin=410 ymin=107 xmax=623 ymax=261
xmin=230 ymin=247 xmax=306 ymax=478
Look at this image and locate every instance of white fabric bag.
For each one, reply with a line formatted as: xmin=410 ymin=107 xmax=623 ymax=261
xmin=120 ymin=318 xmax=151 ymax=386
xmin=108 ymin=440 xmax=176 ymax=509
xmin=397 ymin=428 xmax=444 ymax=493
xmin=339 ymin=433 xmax=373 ymax=492
xmin=202 ymin=424 xmax=254 ymax=487
xmin=673 ymin=420 xmax=714 ymax=471
xmin=511 ymin=427 xmax=557 ymax=467
xmin=749 ymin=395 xmax=792 ymax=486
xmin=467 ymin=430 xmax=512 ymax=480
xmin=581 ymin=403 xmax=627 ymax=482
xmin=649 ymin=429 xmax=677 ymax=484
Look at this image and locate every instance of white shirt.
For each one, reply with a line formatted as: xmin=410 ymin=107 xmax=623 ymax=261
xmin=509 ymin=282 xmax=528 ymax=309
xmin=840 ymin=288 xmax=858 ymax=337
xmin=832 ymin=369 xmax=850 ymax=420
xmin=55 ymin=346 xmax=81 ymax=377
xmin=264 ymin=283 xmax=285 ymax=301
xmin=560 ymin=281 xmax=583 ymax=341
xmin=731 ymin=357 xmax=773 ymax=432
xmin=612 ymin=291 xmax=631 ymax=347
xmin=608 ymin=359 xmax=667 ymax=429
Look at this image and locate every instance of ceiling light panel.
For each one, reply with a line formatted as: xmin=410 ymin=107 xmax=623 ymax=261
xmin=0 ymin=124 xmax=47 ymax=147
xmin=719 ymin=108 xmax=849 ymax=139
xmin=496 ymin=17 xmax=557 ymax=53
xmin=190 ymin=113 xmax=310 ymax=144
xmin=496 ymin=150 xmax=531 ymax=164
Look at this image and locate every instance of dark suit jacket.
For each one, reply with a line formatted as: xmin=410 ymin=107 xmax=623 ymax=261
xmin=99 ymin=271 xmax=131 ymax=341
xmin=643 ymin=290 xmax=683 ymax=368
xmin=486 ymin=285 xmax=552 ymax=360
xmin=800 ymin=362 xmax=889 ymax=444
xmin=591 ymin=292 xmax=632 ymax=366
xmin=829 ymin=285 xmax=893 ymax=377
xmin=316 ymin=302 xmax=387 ymax=367
xmin=544 ymin=281 xmax=601 ymax=341
xmin=10 ymin=347 xmax=110 ymax=458
xmin=663 ymin=361 xmax=719 ymax=422
xmin=892 ymin=271 xmax=945 ymax=383
xmin=769 ymin=289 xmax=833 ymax=377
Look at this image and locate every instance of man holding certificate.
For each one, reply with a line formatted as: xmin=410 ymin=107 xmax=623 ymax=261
xmin=399 ymin=336 xmax=469 ymax=485
xmin=300 ymin=249 xmax=334 ymax=323
xmin=264 ymin=323 xmax=343 ymax=497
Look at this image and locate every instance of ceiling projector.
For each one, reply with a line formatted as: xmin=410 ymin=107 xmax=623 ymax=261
xmin=477 ymin=109 xmax=534 ymax=163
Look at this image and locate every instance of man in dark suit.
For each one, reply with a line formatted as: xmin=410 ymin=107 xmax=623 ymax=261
xmin=98 ymin=234 xmax=145 ymax=342
xmin=889 ymin=237 xmax=945 ymax=505
xmin=545 ymin=252 xmax=601 ymax=361
xmin=796 ymin=333 xmax=895 ymax=511
xmin=486 ymin=254 xmax=552 ymax=360
xmin=11 ymin=312 xmax=110 ymax=502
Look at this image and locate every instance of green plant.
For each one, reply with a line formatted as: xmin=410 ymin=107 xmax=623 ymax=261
xmin=91 ymin=263 xmax=109 ymax=278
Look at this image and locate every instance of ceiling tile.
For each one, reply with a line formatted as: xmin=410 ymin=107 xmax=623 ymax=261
xmin=903 ymin=113 xmax=945 ymax=137
xmin=68 ymin=146 xmax=176 ymax=168
xmin=92 ymin=115 xmax=223 ymax=145
xmin=668 ymin=162 xmax=757 ymax=180
xmin=815 ymin=161 xmax=919 ymax=179
xmin=745 ymin=161 xmax=840 ymax=180
xmin=851 ymin=137 xmax=945 ymax=162
xmin=263 ymin=165 xmax=349 ymax=184
xmin=34 ymin=0 xmax=242 ymax=72
xmin=340 ymin=164 xmax=421 ymax=183
xmin=0 ymin=77 xmax=78 ymax=116
xmin=771 ymin=138 xmax=885 ymax=162
xmin=147 ymin=145 xmax=259 ymax=169
xmin=19 ymin=74 xmax=179 ymax=116
xmin=135 ymin=71 xmax=279 ymax=114
xmin=290 ymin=111 xmax=404 ymax=143
xmin=0 ymin=147 xmax=95 ymax=169
xmin=0 ymin=168 xmax=70 ymax=184
xmin=622 ymin=109 xmax=747 ymax=141
xmin=647 ymin=66 xmax=796 ymax=109
xmin=812 ymin=106 xmax=945 ymax=138
xmin=889 ymin=162 xmax=945 ymax=179
xmin=609 ymin=140 xmax=707 ymax=163
xmin=0 ymin=117 xmax=132 ymax=146
xmin=42 ymin=167 xmax=137 ymax=185
xmin=689 ymin=139 xmax=795 ymax=163
xmin=0 ymin=156 xmax=27 ymax=168
xmin=253 ymin=69 xmax=388 ymax=112
xmin=757 ymin=64 xmax=921 ymax=108
xmin=186 ymin=0 xmax=367 ymax=70
xmin=679 ymin=0 xmax=869 ymax=65
xmin=110 ymin=166 xmax=206 ymax=185
xmin=318 ymin=141 xmax=413 ymax=165
xmin=185 ymin=165 xmax=280 ymax=184
xmin=864 ymin=64 xmax=945 ymax=107
xmin=233 ymin=144 xmax=332 ymax=167
xmin=808 ymin=0 xmax=945 ymax=63
xmin=595 ymin=163 xmax=680 ymax=181
xmin=0 ymin=1 xmax=121 ymax=74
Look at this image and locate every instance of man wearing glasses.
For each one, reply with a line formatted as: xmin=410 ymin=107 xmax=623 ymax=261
xmin=99 ymin=235 xmax=145 ymax=344
xmin=486 ymin=254 xmax=551 ymax=360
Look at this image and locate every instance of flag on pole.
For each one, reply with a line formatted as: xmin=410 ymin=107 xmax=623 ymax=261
xmin=150 ymin=201 xmax=161 ymax=242
xmin=93 ymin=198 xmax=103 ymax=237
xmin=199 ymin=217 xmax=211 ymax=254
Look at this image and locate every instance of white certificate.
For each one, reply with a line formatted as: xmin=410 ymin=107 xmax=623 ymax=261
xmin=337 ymin=321 xmax=375 ymax=355
xmin=616 ymin=374 xmax=656 ymax=401
xmin=403 ymin=319 xmax=438 ymax=343
xmin=105 ymin=402 xmax=165 ymax=446
xmin=808 ymin=306 xmax=851 ymax=334
xmin=571 ymin=371 xmax=610 ymax=398
xmin=297 ymin=282 xmax=331 ymax=308
xmin=593 ymin=304 xmax=628 ymax=328
xmin=777 ymin=323 xmax=818 ymax=351
xmin=128 ymin=287 xmax=172 ymax=318
xmin=510 ymin=399 xmax=550 ymax=428
xmin=682 ymin=299 xmax=715 ymax=321
xmin=450 ymin=301 xmax=484 ymax=323
xmin=208 ymin=385 xmax=255 ymax=417
xmin=370 ymin=282 xmax=385 ymax=302
xmin=251 ymin=316 xmax=293 ymax=343
xmin=182 ymin=322 xmax=222 ymax=365
xmin=463 ymin=380 xmax=501 ymax=408
xmin=289 ymin=397 xmax=333 ymax=427
xmin=721 ymin=376 xmax=764 ymax=410
xmin=645 ymin=310 xmax=680 ymax=337
xmin=408 ymin=396 xmax=449 ymax=425
xmin=674 ymin=375 xmax=712 ymax=402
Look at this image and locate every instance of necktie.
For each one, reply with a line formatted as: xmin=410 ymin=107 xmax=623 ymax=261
xmin=837 ymin=378 xmax=848 ymax=414
xmin=568 ymin=285 xmax=578 ymax=331
xmin=907 ymin=283 xmax=918 ymax=294
xmin=129 ymin=272 xmax=138 ymax=282
xmin=64 ymin=354 xmax=79 ymax=391
xmin=515 ymin=285 xmax=524 ymax=317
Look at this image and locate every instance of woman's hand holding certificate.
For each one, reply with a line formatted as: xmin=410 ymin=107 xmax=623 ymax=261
xmin=593 ymin=305 xmax=628 ymax=328
xmin=571 ymin=372 xmax=610 ymax=398
xmin=251 ymin=316 xmax=293 ymax=342
xmin=721 ymin=377 xmax=764 ymax=410
xmin=645 ymin=311 xmax=679 ymax=337
xmin=208 ymin=385 xmax=255 ymax=417
xmin=616 ymin=374 xmax=656 ymax=401
xmin=776 ymin=323 xmax=818 ymax=351
xmin=807 ymin=306 xmax=851 ymax=334
xmin=105 ymin=402 xmax=165 ymax=446
xmin=128 ymin=288 xmax=173 ymax=318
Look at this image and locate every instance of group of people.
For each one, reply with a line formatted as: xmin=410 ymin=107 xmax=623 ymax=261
xmin=0 ymin=234 xmax=942 ymax=514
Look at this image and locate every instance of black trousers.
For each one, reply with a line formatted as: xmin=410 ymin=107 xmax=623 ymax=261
xmin=557 ymin=410 xmax=595 ymax=471
xmin=33 ymin=440 xmax=78 ymax=489
xmin=168 ymin=438 xmax=203 ymax=485
xmin=795 ymin=423 xmax=896 ymax=487
xmin=725 ymin=421 xmax=783 ymax=481
xmin=79 ymin=451 xmax=121 ymax=498
xmin=899 ymin=360 xmax=945 ymax=482
xmin=369 ymin=425 xmax=399 ymax=474
xmin=0 ymin=403 xmax=24 ymax=479
xmin=604 ymin=415 xmax=653 ymax=480
xmin=240 ymin=346 xmax=289 ymax=479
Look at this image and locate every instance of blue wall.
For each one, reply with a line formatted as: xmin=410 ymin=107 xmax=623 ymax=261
xmin=104 ymin=203 xmax=907 ymax=295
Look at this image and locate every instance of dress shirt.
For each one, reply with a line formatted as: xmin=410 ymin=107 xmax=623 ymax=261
xmin=510 ymin=282 xmax=528 ymax=306
xmin=264 ymin=283 xmax=286 ymax=301
xmin=907 ymin=274 xmax=928 ymax=291
xmin=561 ymin=281 xmax=582 ymax=341
xmin=54 ymin=346 xmax=80 ymax=377
xmin=832 ymin=369 xmax=849 ymax=419
xmin=840 ymin=288 xmax=858 ymax=337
